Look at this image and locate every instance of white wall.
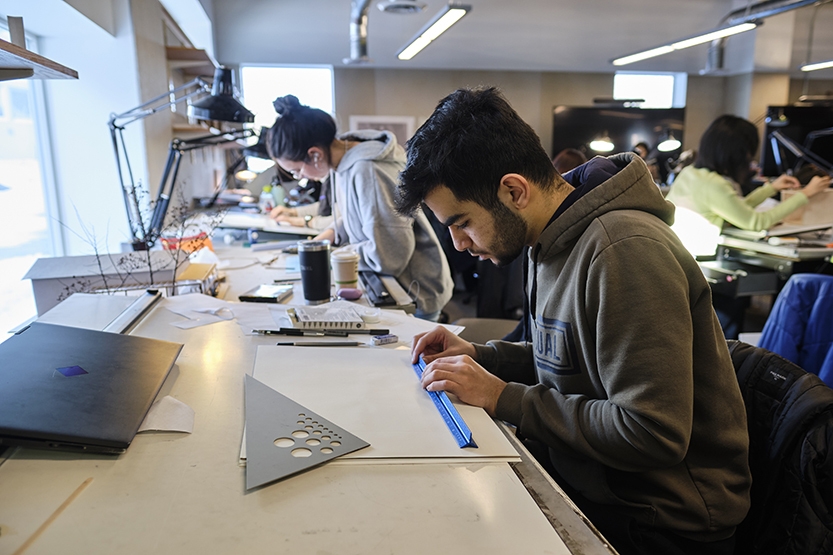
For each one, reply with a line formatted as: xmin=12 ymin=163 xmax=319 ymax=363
xmin=1 ymin=0 xmax=224 ymax=255
xmin=0 ymin=0 xmax=144 ymax=255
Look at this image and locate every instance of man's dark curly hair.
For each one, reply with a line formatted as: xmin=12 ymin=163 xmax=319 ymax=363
xmin=396 ymin=87 xmax=557 ymax=216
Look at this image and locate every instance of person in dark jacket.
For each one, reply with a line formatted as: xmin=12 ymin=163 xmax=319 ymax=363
xmin=728 ymin=340 xmax=833 ymax=555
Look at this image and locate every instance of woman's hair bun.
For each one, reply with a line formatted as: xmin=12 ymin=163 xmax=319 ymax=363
xmin=273 ymin=95 xmax=302 ymax=117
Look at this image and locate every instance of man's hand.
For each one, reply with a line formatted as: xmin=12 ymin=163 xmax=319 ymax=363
xmin=421 ymin=355 xmax=507 ymax=416
xmin=411 ymin=326 xmax=476 ymax=364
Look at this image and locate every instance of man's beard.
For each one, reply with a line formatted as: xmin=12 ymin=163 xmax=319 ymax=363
xmin=482 ymin=202 xmax=527 ymax=267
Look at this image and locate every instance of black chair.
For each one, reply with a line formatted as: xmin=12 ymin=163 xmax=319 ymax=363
xmin=727 ymin=340 xmax=833 ymax=555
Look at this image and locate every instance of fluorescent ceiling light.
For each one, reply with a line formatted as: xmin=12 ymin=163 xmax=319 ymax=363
xmin=801 ymin=60 xmax=833 ymax=72
xmin=612 ymin=21 xmax=760 ymax=66
xmin=397 ymin=3 xmax=471 ymax=61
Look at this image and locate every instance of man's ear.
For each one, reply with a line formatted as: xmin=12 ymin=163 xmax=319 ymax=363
xmin=499 ymin=173 xmax=532 ymax=209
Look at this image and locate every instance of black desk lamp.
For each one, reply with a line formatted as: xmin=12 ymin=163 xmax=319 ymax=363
xmin=768 ymin=129 xmax=833 ymax=177
xmin=109 ymin=66 xmax=255 ymax=250
xmin=148 ymin=127 xmax=257 ymax=242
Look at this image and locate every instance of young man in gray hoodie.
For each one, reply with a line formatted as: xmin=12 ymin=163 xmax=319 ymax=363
xmin=396 ymin=87 xmax=751 ymax=555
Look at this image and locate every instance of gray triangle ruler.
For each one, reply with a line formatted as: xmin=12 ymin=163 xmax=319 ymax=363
xmin=244 ymin=375 xmax=369 ymax=490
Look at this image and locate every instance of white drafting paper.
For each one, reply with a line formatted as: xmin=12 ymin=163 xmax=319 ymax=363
xmin=138 ymin=395 xmax=195 ymax=433
xmin=164 ymin=293 xmax=235 ymax=329
xmin=234 ymin=303 xmax=284 ymax=336
xmin=246 ymin=346 xmax=518 ymax=462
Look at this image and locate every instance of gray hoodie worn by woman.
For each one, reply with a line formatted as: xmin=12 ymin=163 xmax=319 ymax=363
xmin=330 ymin=130 xmax=453 ymax=315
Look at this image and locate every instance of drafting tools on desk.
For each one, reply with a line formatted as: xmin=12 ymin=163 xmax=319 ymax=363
xmin=277 ymin=341 xmax=361 ymax=347
xmin=413 ymin=356 xmax=477 ymax=449
xmin=255 ymin=329 xmax=348 ymax=337
xmin=254 ymin=327 xmax=390 ymax=336
xmin=244 ymin=375 xmax=369 ymax=489
xmin=287 ymin=306 xmax=366 ymax=329
xmin=103 ymin=289 xmax=162 ymax=333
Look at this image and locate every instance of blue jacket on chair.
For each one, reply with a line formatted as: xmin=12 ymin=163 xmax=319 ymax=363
xmin=758 ymin=273 xmax=833 ymax=387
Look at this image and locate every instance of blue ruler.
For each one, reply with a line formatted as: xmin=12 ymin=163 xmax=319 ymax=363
xmin=413 ymin=356 xmax=477 ymax=448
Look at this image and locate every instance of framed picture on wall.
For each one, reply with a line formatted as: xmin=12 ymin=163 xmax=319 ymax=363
xmin=349 ymin=115 xmax=416 ymax=146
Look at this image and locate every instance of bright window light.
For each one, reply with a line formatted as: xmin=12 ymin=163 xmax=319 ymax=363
xmin=614 ymin=73 xmax=679 ymax=109
xmin=240 ymin=66 xmax=334 ymax=171
xmin=240 ymin=66 xmax=334 ymax=131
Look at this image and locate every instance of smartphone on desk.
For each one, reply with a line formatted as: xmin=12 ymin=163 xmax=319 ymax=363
xmin=239 ymin=284 xmax=294 ymax=303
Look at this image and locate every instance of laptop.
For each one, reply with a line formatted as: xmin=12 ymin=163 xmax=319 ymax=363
xmin=0 ymin=322 xmax=183 ymax=454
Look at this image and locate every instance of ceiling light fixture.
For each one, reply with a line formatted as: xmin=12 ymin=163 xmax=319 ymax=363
xmin=801 ymin=59 xmax=833 ymax=72
xmin=611 ymin=21 xmax=760 ymax=66
xmin=396 ymin=3 xmax=471 ymax=61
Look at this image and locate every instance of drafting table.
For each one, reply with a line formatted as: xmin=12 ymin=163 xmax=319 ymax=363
xmin=0 ymin=250 xmax=614 ymax=555
xmin=700 ymin=228 xmax=833 ymax=298
xmin=216 ymin=210 xmax=316 ymax=242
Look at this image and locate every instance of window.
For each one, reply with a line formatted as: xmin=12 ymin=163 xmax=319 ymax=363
xmin=240 ymin=66 xmax=335 ymax=173
xmin=0 ymin=23 xmax=58 ymax=340
xmin=613 ymin=72 xmax=687 ymax=109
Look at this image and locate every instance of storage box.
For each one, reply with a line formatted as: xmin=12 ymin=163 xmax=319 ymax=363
xmin=781 ymin=188 xmax=833 ymax=225
xmin=23 ymin=250 xmax=190 ymax=315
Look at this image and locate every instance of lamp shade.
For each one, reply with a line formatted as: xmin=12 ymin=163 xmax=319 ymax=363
xmin=188 ymin=67 xmax=254 ymax=123
xmin=243 ymin=126 xmax=272 ymax=159
xmin=658 ymin=131 xmax=681 ymax=152
xmin=589 ymin=132 xmax=615 ymax=153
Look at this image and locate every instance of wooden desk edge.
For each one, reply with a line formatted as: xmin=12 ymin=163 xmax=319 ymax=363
xmin=499 ymin=422 xmax=617 ymax=555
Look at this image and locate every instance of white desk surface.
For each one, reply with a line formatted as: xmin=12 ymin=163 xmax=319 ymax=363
xmin=0 ymin=247 xmax=613 ymax=555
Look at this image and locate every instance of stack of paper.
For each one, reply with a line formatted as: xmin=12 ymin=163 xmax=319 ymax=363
xmin=241 ymin=346 xmax=519 ymax=465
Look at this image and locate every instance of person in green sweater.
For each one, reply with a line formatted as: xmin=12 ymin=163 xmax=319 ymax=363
xmin=666 ymin=114 xmax=830 ymax=234
xmin=666 ymin=114 xmax=831 ymax=339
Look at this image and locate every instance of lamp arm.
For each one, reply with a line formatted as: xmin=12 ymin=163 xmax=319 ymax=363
xmin=107 ymin=77 xmax=211 ymax=130
xmin=144 ymin=127 xmax=257 ymax=247
xmin=109 ymin=124 xmax=147 ymax=244
xmin=107 ymin=77 xmax=213 ymax=249
xmin=769 ymin=130 xmax=833 ymax=175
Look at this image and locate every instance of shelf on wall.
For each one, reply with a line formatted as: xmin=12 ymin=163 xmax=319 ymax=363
xmin=166 ymin=46 xmax=216 ymax=78
xmin=0 ymin=38 xmax=78 ymax=80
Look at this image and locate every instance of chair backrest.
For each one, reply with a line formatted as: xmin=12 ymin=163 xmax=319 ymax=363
xmin=758 ymin=273 xmax=833 ymax=387
xmin=727 ymin=340 xmax=833 ymax=555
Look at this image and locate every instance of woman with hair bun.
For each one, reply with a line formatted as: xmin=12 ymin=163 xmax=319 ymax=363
xmin=266 ymin=95 xmax=453 ymax=321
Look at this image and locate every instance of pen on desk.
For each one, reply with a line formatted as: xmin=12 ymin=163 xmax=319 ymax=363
xmin=276 ymin=327 xmax=390 ymax=335
xmin=274 ymin=327 xmax=389 ymax=336
xmin=276 ymin=341 xmax=362 ymax=347
xmin=253 ymin=329 xmax=349 ymax=337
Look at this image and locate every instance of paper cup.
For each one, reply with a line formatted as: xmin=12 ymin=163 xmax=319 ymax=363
xmin=331 ymin=249 xmax=360 ymax=289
